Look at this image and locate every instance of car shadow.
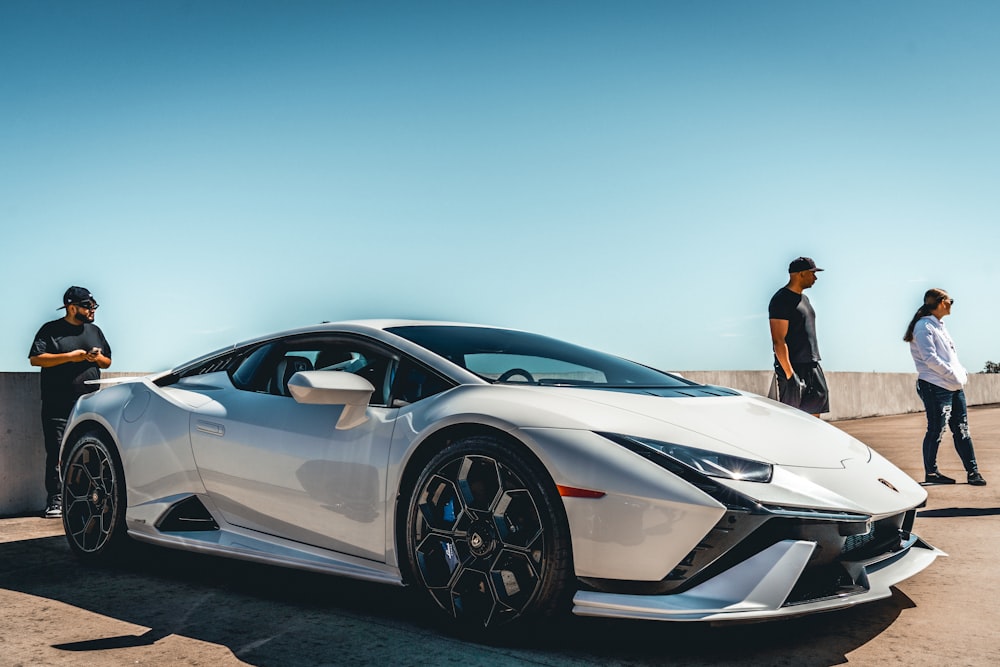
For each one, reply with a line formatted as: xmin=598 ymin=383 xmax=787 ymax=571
xmin=1 ymin=534 xmax=914 ymax=666
xmin=918 ymin=507 xmax=1000 ymax=518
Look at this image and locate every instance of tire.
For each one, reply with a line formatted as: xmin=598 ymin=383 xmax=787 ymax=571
xmin=61 ymin=432 xmax=130 ymax=561
xmin=403 ymin=435 xmax=573 ymax=634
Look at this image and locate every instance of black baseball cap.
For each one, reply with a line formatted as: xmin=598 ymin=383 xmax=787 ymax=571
xmin=788 ymin=257 xmax=824 ymax=273
xmin=59 ymin=286 xmax=97 ymax=310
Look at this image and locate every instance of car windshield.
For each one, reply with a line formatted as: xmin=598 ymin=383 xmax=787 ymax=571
xmin=386 ymin=325 xmax=694 ymax=387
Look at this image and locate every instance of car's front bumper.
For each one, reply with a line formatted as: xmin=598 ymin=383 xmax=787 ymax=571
xmin=572 ymin=532 xmax=943 ymax=622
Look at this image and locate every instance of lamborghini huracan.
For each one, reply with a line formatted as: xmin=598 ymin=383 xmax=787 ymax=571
xmin=60 ymin=320 xmax=941 ymax=632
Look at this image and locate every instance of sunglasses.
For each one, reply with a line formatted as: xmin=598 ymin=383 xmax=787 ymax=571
xmin=74 ymin=301 xmax=99 ymax=310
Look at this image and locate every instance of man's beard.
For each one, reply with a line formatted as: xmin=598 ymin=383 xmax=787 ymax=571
xmin=72 ymin=312 xmax=94 ymax=325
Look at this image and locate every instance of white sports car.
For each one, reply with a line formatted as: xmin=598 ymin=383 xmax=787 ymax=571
xmin=60 ymin=320 xmax=941 ymax=632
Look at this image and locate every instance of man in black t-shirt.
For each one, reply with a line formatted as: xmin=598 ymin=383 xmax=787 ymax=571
xmin=768 ymin=257 xmax=829 ymax=416
xmin=28 ymin=286 xmax=112 ymax=518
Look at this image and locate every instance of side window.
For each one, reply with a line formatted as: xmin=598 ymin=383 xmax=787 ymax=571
xmin=237 ymin=336 xmax=400 ymax=407
xmin=319 ymin=344 xmax=396 ymax=406
xmin=231 ymin=343 xmax=276 ymax=390
xmin=388 ymin=357 xmax=454 ymax=406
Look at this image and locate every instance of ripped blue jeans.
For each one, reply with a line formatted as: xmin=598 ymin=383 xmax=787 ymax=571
xmin=916 ymin=379 xmax=978 ymax=475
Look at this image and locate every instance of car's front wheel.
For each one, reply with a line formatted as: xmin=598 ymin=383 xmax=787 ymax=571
xmin=61 ymin=432 xmax=129 ymax=561
xmin=404 ymin=435 xmax=573 ymax=633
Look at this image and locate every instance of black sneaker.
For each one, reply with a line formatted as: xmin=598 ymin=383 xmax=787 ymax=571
xmin=968 ymin=471 xmax=987 ymax=486
xmin=923 ymin=471 xmax=956 ymax=485
xmin=43 ymin=495 xmax=62 ymax=519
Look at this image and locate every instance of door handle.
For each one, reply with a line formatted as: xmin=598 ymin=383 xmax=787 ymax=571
xmin=195 ymin=420 xmax=225 ymax=437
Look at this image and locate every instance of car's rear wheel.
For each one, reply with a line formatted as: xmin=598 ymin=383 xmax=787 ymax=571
xmin=404 ymin=435 xmax=573 ymax=633
xmin=62 ymin=432 xmax=130 ymax=561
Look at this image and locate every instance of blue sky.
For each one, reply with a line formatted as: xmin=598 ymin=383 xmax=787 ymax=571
xmin=4 ymin=1 xmax=999 ymax=374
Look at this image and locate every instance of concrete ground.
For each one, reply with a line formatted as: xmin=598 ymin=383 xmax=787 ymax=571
xmin=1 ymin=407 xmax=997 ymax=667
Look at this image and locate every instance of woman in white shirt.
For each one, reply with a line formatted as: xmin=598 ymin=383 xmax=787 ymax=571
xmin=904 ymin=288 xmax=986 ymax=486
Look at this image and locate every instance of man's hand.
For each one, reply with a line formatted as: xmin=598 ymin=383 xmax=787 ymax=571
xmin=779 ymin=371 xmax=806 ymax=408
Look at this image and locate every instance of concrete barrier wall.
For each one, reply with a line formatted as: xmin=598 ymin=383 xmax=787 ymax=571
xmin=0 ymin=373 xmax=41 ymax=518
xmin=3 ymin=370 xmax=1000 ymax=517
xmin=1 ymin=372 xmax=138 ymax=519
xmin=677 ymin=371 xmax=1000 ymax=421
xmin=676 ymin=370 xmax=927 ymax=420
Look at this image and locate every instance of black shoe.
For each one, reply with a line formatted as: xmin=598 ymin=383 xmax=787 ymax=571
xmin=924 ymin=471 xmax=956 ymax=485
xmin=43 ymin=495 xmax=62 ymax=519
xmin=968 ymin=471 xmax=987 ymax=486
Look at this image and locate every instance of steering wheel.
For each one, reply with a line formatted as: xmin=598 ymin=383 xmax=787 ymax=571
xmin=496 ymin=368 xmax=535 ymax=383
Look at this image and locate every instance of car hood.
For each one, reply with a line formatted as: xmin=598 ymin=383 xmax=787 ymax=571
xmin=468 ymin=385 xmax=871 ymax=469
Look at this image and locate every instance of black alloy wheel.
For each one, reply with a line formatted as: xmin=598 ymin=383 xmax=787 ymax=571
xmin=62 ymin=432 xmax=129 ymax=560
xmin=405 ymin=435 xmax=573 ymax=632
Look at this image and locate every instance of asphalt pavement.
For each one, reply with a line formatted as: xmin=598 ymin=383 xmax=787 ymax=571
xmin=1 ymin=406 xmax=997 ymax=666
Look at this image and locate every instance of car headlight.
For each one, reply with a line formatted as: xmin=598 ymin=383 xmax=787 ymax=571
xmin=600 ymin=433 xmax=773 ymax=483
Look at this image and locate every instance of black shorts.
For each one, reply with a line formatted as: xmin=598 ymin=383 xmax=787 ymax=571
xmin=775 ymin=362 xmax=830 ymax=415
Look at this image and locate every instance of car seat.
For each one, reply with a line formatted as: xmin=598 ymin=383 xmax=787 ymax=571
xmin=274 ymin=355 xmax=313 ymax=396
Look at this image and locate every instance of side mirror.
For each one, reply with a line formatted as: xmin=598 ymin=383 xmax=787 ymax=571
xmin=287 ymin=371 xmax=374 ymax=430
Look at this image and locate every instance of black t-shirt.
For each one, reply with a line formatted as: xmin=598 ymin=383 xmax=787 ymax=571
xmin=29 ymin=318 xmax=112 ymax=409
xmin=768 ymin=287 xmax=821 ymax=363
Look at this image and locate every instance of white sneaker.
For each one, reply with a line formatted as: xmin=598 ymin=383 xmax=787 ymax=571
xmin=44 ymin=496 xmax=62 ymax=519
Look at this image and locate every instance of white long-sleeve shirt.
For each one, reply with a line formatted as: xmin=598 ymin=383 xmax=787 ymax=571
xmin=909 ymin=315 xmax=968 ymax=391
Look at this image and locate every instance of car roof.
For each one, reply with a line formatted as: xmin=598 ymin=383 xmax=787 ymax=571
xmin=238 ymin=319 xmax=515 ymax=344
xmin=171 ymin=320 xmax=508 ymax=383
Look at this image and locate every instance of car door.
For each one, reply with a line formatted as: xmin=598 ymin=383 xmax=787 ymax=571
xmin=189 ymin=336 xmax=398 ymax=562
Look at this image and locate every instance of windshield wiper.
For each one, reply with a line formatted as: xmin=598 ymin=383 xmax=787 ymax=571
xmin=536 ymin=378 xmax=597 ymax=386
